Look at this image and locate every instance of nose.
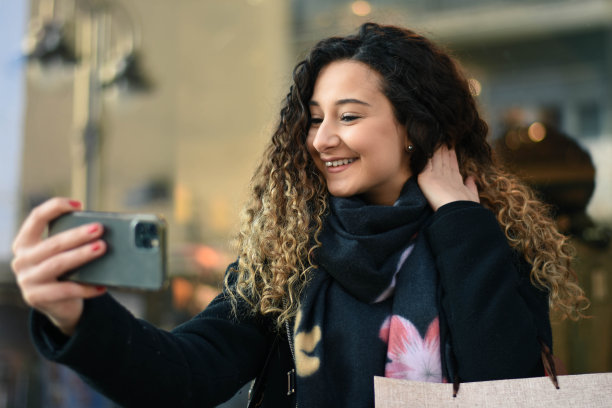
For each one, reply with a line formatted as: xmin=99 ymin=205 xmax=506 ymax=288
xmin=311 ymin=119 xmax=340 ymax=153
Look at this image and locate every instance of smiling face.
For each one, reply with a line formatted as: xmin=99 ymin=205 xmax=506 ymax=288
xmin=306 ymin=60 xmax=412 ymax=206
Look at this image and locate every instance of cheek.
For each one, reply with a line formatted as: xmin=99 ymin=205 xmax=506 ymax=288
xmin=307 ymin=128 xmax=323 ymax=150
xmin=358 ymin=131 xmax=406 ymax=169
xmin=305 ymin=132 xmax=314 ymax=149
xmin=305 ymin=134 xmax=323 ymax=167
xmin=305 ymin=134 xmax=315 ymax=157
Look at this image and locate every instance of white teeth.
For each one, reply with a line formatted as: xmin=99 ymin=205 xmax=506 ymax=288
xmin=325 ymin=158 xmax=355 ymax=167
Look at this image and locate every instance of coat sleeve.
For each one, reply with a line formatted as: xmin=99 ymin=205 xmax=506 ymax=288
xmin=425 ymin=201 xmax=552 ymax=382
xmin=30 ymin=262 xmax=269 ymax=408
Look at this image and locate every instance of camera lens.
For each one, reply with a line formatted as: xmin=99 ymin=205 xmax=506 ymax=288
xmin=134 ymin=221 xmax=159 ymax=249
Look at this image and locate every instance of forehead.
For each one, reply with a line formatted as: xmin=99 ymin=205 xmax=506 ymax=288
xmin=311 ymin=60 xmax=384 ymax=102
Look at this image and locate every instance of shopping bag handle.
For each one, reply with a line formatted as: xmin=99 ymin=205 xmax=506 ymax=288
xmin=540 ymin=338 xmax=560 ymax=389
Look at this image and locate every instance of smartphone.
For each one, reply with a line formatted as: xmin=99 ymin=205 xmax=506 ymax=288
xmin=48 ymin=211 xmax=167 ymax=290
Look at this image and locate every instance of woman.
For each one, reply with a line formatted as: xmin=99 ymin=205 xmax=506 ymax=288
xmin=12 ymin=23 xmax=588 ymax=407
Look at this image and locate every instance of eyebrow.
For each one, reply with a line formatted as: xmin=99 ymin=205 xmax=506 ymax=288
xmin=309 ymin=98 xmax=371 ymax=107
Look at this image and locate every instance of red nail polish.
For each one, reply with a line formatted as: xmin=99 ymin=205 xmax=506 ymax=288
xmin=87 ymin=224 xmax=100 ymax=234
xmin=91 ymin=242 xmax=102 ymax=252
xmin=69 ymin=200 xmax=82 ymax=209
xmin=95 ymin=285 xmax=106 ymax=292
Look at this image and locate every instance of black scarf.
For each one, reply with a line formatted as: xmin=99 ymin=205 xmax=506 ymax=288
xmin=294 ymin=178 xmax=445 ymax=407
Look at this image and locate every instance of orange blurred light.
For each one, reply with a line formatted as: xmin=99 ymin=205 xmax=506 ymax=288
xmin=527 ymin=122 xmax=546 ymax=143
xmin=194 ymin=245 xmax=222 ymax=269
xmin=351 ymin=1 xmax=372 ymax=16
xmin=172 ymin=277 xmax=194 ymax=309
xmin=194 ymin=284 xmax=221 ymax=310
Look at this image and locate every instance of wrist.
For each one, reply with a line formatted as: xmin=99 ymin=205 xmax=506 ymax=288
xmin=48 ymin=314 xmax=79 ymax=337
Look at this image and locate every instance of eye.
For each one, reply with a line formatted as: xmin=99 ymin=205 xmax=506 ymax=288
xmin=340 ymin=113 xmax=360 ymax=122
xmin=309 ymin=117 xmax=323 ymax=127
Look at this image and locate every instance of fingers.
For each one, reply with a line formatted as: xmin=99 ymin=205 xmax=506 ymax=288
xmin=427 ymin=145 xmax=461 ymax=178
xmin=10 ymin=197 xmax=108 ymax=335
xmin=14 ymin=237 xmax=107 ymax=333
xmin=446 ymin=146 xmax=460 ymax=173
xmin=465 ymin=176 xmax=480 ymax=202
xmin=418 ymin=145 xmax=480 ymax=210
xmin=12 ymin=222 xmax=104 ymax=274
xmin=23 ymin=281 xmax=106 ymax=310
xmin=16 ymin=239 xmax=106 ymax=285
xmin=12 ymin=198 xmax=82 ymax=254
xmin=23 ymin=280 xmax=106 ymax=335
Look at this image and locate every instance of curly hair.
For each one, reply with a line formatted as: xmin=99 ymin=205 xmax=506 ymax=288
xmin=226 ymin=22 xmax=589 ymax=329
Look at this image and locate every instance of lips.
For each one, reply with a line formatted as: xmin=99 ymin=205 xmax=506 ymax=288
xmin=324 ymin=158 xmax=356 ymax=168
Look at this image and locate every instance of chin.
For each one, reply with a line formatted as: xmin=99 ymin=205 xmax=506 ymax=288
xmin=326 ymin=187 xmax=357 ymax=199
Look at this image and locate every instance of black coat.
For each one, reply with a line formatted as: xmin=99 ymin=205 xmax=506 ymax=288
xmin=31 ymin=201 xmax=552 ymax=407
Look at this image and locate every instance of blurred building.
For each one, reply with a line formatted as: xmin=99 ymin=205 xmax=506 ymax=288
xmin=2 ymin=0 xmax=290 ymax=406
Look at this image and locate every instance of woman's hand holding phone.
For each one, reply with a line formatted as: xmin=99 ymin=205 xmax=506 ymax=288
xmin=10 ymin=198 xmax=108 ymax=336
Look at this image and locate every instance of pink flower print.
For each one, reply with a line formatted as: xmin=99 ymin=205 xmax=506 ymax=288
xmin=379 ymin=315 xmax=443 ymax=383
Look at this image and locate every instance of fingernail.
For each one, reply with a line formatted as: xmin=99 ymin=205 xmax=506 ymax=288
xmin=95 ymin=285 xmax=106 ymax=292
xmin=87 ymin=224 xmax=100 ymax=234
xmin=91 ymin=242 xmax=102 ymax=252
xmin=69 ymin=200 xmax=82 ymax=209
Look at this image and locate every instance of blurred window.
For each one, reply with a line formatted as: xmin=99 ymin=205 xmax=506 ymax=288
xmin=577 ymin=101 xmax=602 ymax=138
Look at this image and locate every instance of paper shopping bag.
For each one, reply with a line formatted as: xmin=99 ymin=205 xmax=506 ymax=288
xmin=374 ymin=372 xmax=612 ymax=407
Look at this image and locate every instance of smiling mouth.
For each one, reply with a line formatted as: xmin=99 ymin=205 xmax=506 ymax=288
xmin=324 ymin=158 xmax=355 ymax=168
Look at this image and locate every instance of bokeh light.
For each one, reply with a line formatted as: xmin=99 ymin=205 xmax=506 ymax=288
xmin=528 ymin=122 xmax=547 ymax=142
xmin=351 ymin=1 xmax=372 ymax=16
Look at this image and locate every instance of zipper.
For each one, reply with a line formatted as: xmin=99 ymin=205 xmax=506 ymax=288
xmin=285 ymin=318 xmax=296 ymax=364
xmin=283 ymin=300 xmax=298 ymax=408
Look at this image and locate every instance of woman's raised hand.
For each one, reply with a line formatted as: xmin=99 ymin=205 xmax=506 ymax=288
xmin=417 ymin=145 xmax=480 ymax=211
xmin=11 ymin=198 xmax=108 ymax=336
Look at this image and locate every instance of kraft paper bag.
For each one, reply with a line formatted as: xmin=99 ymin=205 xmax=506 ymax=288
xmin=374 ymin=373 xmax=612 ymax=407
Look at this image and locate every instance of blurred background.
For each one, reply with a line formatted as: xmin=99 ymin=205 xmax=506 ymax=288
xmin=0 ymin=0 xmax=610 ymax=406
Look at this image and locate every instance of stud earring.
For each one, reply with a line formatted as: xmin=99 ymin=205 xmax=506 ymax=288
xmin=406 ymin=145 xmax=414 ymax=153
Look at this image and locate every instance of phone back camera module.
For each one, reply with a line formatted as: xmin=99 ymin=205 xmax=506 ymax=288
xmin=134 ymin=222 xmax=160 ymax=249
